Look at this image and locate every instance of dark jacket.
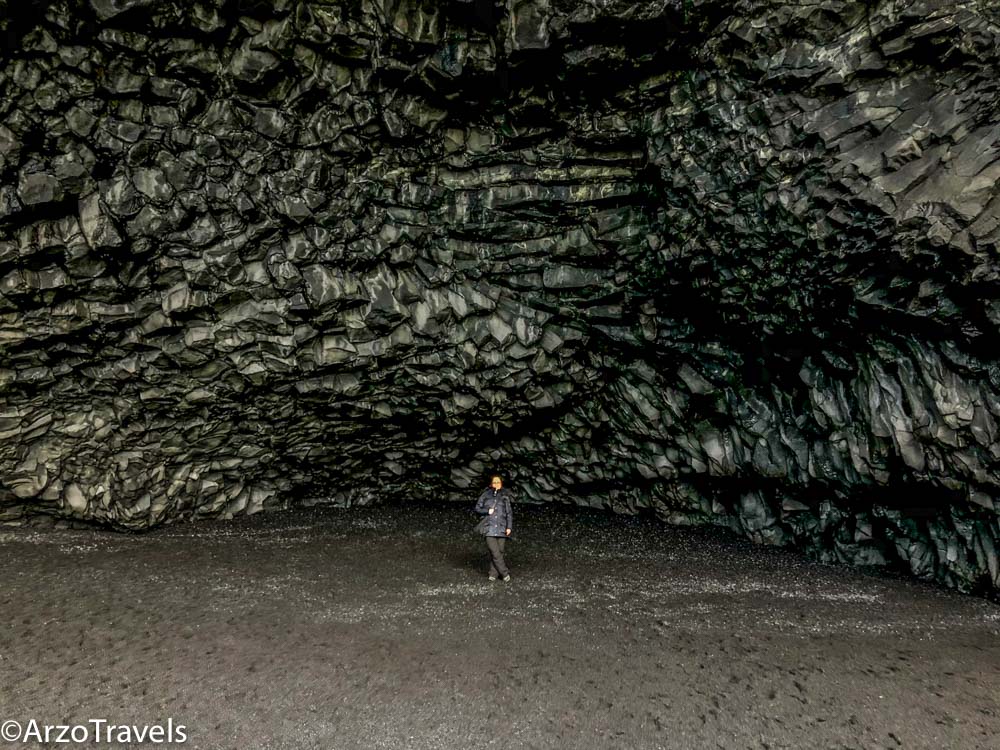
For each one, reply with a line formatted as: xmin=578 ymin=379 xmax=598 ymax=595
xmin=474 ymin=487 xmax=513 ymax=538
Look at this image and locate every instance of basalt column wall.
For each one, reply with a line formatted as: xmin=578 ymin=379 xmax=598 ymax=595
xmin=2 ymin=0 xmax=1000 ymax=594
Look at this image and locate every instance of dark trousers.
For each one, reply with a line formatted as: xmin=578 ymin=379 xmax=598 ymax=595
xmin=485 ymin=536 xmax=510 ymax=578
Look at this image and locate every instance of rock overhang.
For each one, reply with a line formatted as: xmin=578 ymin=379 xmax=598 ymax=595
xmin=1 ymin=0 xmax=999 ymax=595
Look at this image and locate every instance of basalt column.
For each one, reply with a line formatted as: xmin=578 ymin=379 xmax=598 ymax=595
xmin=2 ymin=0 xmax=1000 ymax=594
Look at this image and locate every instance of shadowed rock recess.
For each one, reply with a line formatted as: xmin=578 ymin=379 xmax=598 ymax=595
xmin=1 ymin=0 xmax=1000 ymax=594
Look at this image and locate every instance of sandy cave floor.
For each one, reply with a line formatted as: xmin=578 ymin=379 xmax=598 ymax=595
xmin=1 ymin=501 xmax=998 ymax=750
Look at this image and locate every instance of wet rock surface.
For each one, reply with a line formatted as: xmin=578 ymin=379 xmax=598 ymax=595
xmin=2 ymin=1 xmax=1000 ymax=594
xmin=1 ymin=503 xmax=998 ymax=749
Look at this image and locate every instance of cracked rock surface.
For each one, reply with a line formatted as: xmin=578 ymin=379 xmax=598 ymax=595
xmin=2 ymin=0 xmax=1000 ymax=594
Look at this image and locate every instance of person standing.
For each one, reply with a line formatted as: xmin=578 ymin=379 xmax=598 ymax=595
xmin=474 ymin=474 xmax=513 ymax=581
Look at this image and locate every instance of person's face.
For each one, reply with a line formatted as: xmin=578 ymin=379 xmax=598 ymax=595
xmin=491 ymin=477 xmax=502 ymax=490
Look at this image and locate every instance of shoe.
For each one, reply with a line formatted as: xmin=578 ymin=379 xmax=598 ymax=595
xmin=488 ymin=576 xmax=497 ymax=581
xmin=502 ymin=575 xmax=511 ymax=582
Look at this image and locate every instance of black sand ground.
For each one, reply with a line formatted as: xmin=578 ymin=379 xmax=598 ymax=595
xmin=1 ymin=501 xmax=998 ymax=750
